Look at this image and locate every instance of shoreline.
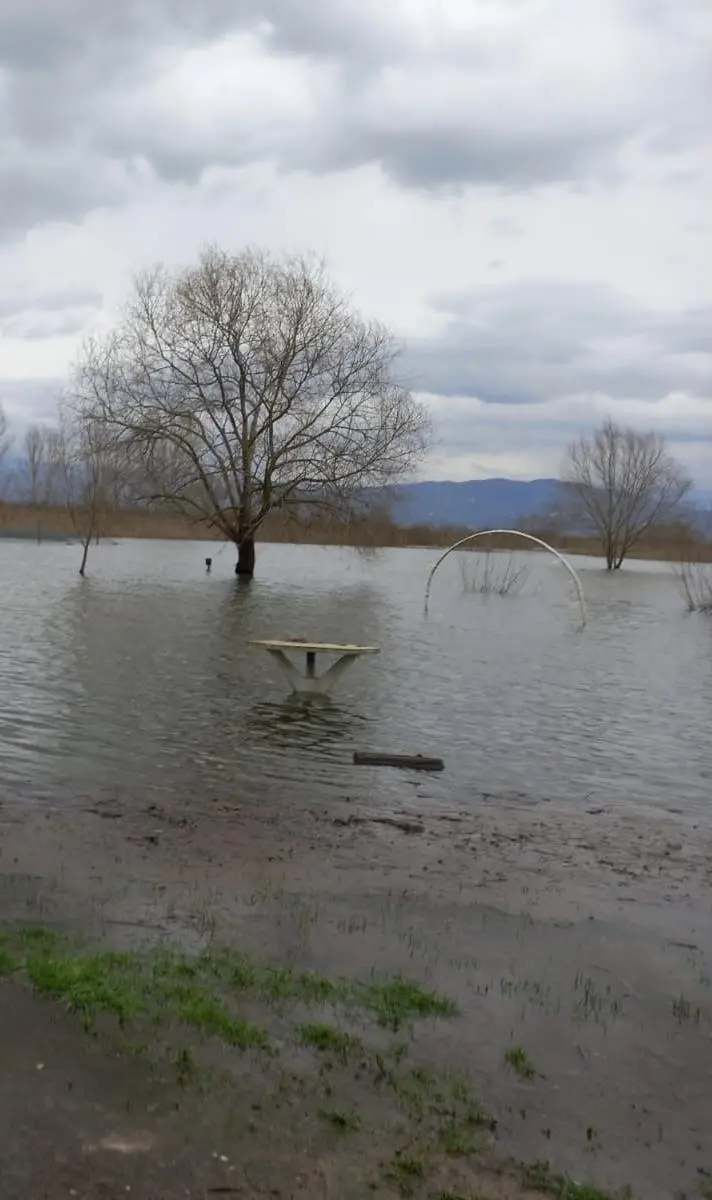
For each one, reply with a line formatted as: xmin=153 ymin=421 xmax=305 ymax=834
xmin=2 ymin=500 xmax=711 ymax=563
xmin=2 ymin=781 xmax=709 ymax=1198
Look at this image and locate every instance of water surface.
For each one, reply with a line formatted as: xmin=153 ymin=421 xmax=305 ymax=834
xmin=1 ymin=538 xmax=710 ymax=824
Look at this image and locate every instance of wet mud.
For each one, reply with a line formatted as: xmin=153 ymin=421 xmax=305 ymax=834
xmin=1 ymin=782 xmax=710 ymax=1198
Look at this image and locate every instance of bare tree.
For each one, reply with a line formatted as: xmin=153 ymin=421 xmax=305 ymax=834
xmin=23 ymin=424 xmax=63 ymax=542
xmin=55 ymin=407 xmax=123 ymax=575
xmin=562 ymin=419 xmax=692 ymax=570
xmin=73 ymin=246 xmax=430 ymax=576
xmin=0 ymin=402 xmax=12 ymax=498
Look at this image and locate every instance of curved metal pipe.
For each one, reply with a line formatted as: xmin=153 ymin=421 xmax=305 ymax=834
xmin=423 ymin=528 xmax=587 ymax=629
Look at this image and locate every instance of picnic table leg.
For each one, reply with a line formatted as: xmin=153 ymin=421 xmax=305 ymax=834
xmin=263 ymin=649 xmax=362 ymax=697
xmin=265 ymin=648 xmax=305 ymax=693
xmin=316 ymin=653 xmax=359 ymax=696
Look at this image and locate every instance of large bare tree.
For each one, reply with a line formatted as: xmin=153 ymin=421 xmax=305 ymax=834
xmin=74 ymin=246 xmax=429 ymax=575
xmin=563 ymin=418 xmax=692 ymax=569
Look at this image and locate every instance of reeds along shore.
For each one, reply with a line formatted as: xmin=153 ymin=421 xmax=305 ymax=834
xmin=1 ymin=501 xmax=711 ymax=562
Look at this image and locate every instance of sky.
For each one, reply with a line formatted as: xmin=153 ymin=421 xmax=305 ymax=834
xmin=1 ymin=0 xmax=710 ymax=487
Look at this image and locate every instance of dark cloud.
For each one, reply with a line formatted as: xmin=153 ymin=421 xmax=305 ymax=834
xmin=405 ymin=281 xmax=712 ymax=405
xmin=0 ymin=0 xmax=709 ymax=236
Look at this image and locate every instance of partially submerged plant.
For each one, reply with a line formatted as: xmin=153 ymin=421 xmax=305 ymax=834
xmin=459 ymin=550 xmax=530 ymax=597
xmin=674 ymin=558 xmax=712 ymax=613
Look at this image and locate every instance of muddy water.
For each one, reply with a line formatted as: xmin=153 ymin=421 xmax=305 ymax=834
xmin=1 ymin=538 xmax=710 ymax=819
xmin=1 ymin=537 xmax=711 ymax=1197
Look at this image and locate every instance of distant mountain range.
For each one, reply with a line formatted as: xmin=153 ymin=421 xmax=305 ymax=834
xmin=387 ymin=478 xmax=712 ymax=532
xmin=2 ymin=451 xmax=710 ymax=533
xmin=387 ymin=477 xmax=563 ymax=528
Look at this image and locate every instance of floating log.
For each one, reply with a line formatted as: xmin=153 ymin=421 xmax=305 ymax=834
xmin=353 ymin=752 xmax=444 ymax=772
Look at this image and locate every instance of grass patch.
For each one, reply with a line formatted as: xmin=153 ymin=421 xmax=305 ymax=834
xmin=387 ymin=1154 xmax=427 ymax=1196
xmin=438 ymin=1116 xmax=483 ymax=1157
xmin=0 ymin=945 xmax=17 ymax=976
xmin=298 ymin=1021 xmax=363 ymax=1061
xmin=319 ymin=1107 xmax=362 ymax=1132
xmin=0 ymin=925 xmax=457 ymax=1057
xmin=0 ymin=926 xmax=269 ymax=1046
xmin=523 ymin=1159 xmax=630 ymax=1199
xmin=503 ymin=1044 xmax=537 ymax=1080
xmin=201 ymin=947 xmax=457 ymax=1029
xmin=362 ymin=976 xmax=458 ymax=1030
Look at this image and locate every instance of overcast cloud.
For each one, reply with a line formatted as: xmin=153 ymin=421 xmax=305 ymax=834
xmin=1 ymin=0 xmax=710 ymax=484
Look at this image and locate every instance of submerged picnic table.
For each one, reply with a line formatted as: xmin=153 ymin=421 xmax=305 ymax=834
xmin=249 ymin=639 xmax=380 ymax=696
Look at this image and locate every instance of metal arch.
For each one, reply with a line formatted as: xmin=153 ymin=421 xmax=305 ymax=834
xmin=423 ymin=528 xmax=587 ymax=629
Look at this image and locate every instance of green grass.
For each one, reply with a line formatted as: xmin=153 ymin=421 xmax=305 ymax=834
xmin=200 ymin=947 xmax=457 ymax=1029
xmin=504 ymin=1044 xmax=537 ymax=1080
xmin=438 ymin=1116 xmax=483 ymax=1156
xmin=387 ymin=1154 xmax=427 ymax=1196
xmin=319 ymin=1107 xmax=362 ymax=1132
xmin=363 ymin=976 xmax=457 ymax=1029
xmin=523 ymin=1159 xmax=629 ymax=1199
xmin=0 ymin=925 xmax=635 ymax=1200
xmin=0 ymin=945 xmax=17 ymax=976
xmin=298 ymin=1021 xmax=363 ymax=1061
xmin=0 ymin=925 xmax=457 ymax=1052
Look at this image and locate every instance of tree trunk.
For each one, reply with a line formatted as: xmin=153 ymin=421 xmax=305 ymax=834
xmin=79 ymin=537 xmax=90 ymax=576
xmin=235 ymin=536 xmax=256 ymax=577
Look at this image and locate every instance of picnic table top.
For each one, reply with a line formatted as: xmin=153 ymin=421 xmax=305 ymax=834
xmin=249 ymin=639 xmax=380 ymax=655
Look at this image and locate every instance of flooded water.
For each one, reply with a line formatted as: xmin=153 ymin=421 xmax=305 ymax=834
xmin=2 ymin=537 xmax=712 ymax=1197
xmin=1 ymin=538 xmax=710 ymax=823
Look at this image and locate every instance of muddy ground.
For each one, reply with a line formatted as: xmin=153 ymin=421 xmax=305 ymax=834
xmin=1 ymin=781 xmax=711 ymax=1199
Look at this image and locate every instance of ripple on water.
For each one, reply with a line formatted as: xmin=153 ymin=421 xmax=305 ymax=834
xmin=0 ymin=538 xmax=710 ymax=823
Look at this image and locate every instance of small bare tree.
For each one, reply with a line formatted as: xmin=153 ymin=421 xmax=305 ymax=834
xmin=563 ymin=419 xmax=692 ymax=570
xmin=23 ymin=424 xmax=63 ymax=542
xmin=0 ymin=402 xmax=12 ymax=498
xmin=55 ymin=407 xmax=124 ymax=575
xmin=73 ymin=246 xmax=429 ymax=576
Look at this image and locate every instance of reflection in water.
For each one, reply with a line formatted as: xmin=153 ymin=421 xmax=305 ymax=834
xmin=246 ymin=697 xmax=370 ymax=755
xmin=0 ymin=538 xmax=710 ymax=822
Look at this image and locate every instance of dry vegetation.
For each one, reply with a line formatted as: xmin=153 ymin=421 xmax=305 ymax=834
xmin=2 ymin=500 xmax=710 ymax=563
xmin=674 ymin=559 xmax=712 ymax=612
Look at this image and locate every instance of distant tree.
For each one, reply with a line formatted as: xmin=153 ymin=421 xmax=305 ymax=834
xmin=22 ymin=424 xmax=63 ymax=542
xmin=53 ymin=407 xmax=125 ymax=575
xmin=0 ymin=402 xmax=11 ymax=497
xmin=563 ymin=418 xmax=692 ymax=569
xmin=73 ymin=245 xmax=429 ymax=577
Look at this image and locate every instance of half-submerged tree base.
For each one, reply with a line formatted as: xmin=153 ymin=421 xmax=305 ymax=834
xmin=235 ymin=537 xmax=256 ymax=577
